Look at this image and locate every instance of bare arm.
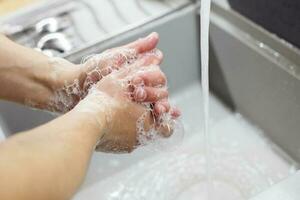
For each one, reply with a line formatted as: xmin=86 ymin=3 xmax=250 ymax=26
xmin=0 ymin=55 xmax=171 ymax=200
xmin=0 ymin=108 xmax=104 ymax=200
xmin=0 ymin=34 xmax=58 ymax=107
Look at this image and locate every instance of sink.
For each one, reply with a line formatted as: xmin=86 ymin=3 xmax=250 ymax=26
xmin=1 ymin=1 xmax=300 ymax=199
xmin=72 ymin=82 xmax=297 ymax=200
xmin=0 ymin=0 xmax=190 ymax=57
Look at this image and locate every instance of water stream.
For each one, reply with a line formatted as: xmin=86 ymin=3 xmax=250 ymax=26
xmin=200 ymin=0 xmax=213 ymax=199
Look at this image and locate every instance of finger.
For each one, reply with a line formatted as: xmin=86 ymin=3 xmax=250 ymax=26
xmin=132 ymin=70 xmax=166 ymax=87
xmin=96 ymin=47 xmax=162 ymax=73
xmin=81 ymin=33 xmax=160 ymax=74
xmin=83 ymin=70 xmax=101 ymax=90
xmin=170 ymin=107 xmax=181 ymax=119
xmin=134 ymin=87 xmax=168 ymax=102
xmin=83 ymin=65 xmax=116 ymax=90
xmin=125 ymin=32 xmax=159 ymax=53
xmin=115 ymin=48 xmax=163 ymax=79
xmin=82 ymin=48 xmax=137 ymax=74
xmin=110 ymin=49 xmax=138 ymax=67
xmin=154 ymin=99 xmax=171 ymax=116
xmin=81 ymin=54 xmax=106 ymax=73
xmin=126 ymin=51 xmax=162 ymax=75
xmin=135 ymin=49 xmax=163 ymax=67
xmin=156 ymin=123 xmax=173 ymax=138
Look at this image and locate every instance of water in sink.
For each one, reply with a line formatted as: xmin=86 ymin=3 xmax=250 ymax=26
xmin=71 ymin=1 xmax=299 ymax=195
xmin=73 ymin=82 xmax=298 ymax=200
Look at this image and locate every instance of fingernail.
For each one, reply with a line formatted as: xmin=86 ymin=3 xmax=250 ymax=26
xmin=146 ymin=32 xmax=157 ymax=40
xmin=135 ymin=87 xmax=146 ymax=101
xmin=146 ymin=48 xmax=162 ymax=57
xmin=171 ymin=108 xmax=181 ymax=118
xmin=158 ymin=104 xmax=166 ymax=114
xmin=146 ymin=33 xmax=154 ymax=40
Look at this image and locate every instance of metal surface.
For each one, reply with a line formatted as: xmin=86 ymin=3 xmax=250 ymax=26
xmin=0 ymin=0 xmax=74 ymax=34
xmin=210 ymin=3 xmax=300 ymax=162
xmin=250 ymin=171 xmax=300 ymax=200
xmin=37 ymin=33 xmax=72 ymax=53
xmin=1 ymin=0 xmax=191 ymax=57
xmin=228 ymin=0 xmax=300 ymax=49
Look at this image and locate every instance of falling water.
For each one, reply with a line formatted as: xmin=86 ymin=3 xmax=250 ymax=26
xmin=200 ymin=0 xmax=213 ymax=199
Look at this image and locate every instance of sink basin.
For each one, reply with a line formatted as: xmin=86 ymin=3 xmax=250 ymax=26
xmin=0 ymin=101 xmax=54 ymax=136
xmin=1 ymin=1 xmax=300 ymax=200
xmin=72 ymin=82 xmax=296 ymax=200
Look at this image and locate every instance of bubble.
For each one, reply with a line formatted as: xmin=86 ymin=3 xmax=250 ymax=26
xmin=48 ymin=50 xmax=182 ymax=153
xmin=151 ymin=118 xmax=185 ymax=151
xmin=81 ymin=54 xmax=97 ymax=64
xmin=81 ymin=48 xmax=138 ymax=70
xmin=137 ymin=111 xmax=185 ymax=152
xmin=47 ymin=49 xmax=135 ymax=113
xmin=48 ymin=78 xmax=85 ymax=113
xmin=48 ymin=47 xmax=165 ymax=113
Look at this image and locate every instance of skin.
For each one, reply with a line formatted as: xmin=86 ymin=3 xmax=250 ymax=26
xmin=0 ymin=33 xmax=180 ymax=200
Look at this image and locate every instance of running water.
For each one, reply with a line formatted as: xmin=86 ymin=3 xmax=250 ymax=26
xmin=200 ymin=0 xmax=213 ymax=199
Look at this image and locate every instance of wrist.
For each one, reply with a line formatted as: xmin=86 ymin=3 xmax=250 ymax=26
xmin=71 ymin=90 xmax=114 ymax=144
xmin=26 ymin=57 xmax=83 ymax=112
xmin=67 ymin=109 xmax=106 ymax=147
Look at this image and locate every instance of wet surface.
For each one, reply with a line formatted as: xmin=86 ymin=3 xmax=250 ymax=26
xmin=74 ymin=82 xmax=298 ymax=200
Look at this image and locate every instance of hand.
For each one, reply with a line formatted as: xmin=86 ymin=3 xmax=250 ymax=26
xmin=74 ymin=52 xmax=179 ymax=153
xmin=46 ymin=33 xmax=162 ymax=113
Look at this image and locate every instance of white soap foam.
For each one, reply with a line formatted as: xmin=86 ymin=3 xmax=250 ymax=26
xmin=75 ymin=49 xmax=184 ymax=152
xmin=74 ymin=82 xmax=298 ymax=200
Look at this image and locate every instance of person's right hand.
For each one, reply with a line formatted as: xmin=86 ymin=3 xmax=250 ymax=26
xmin=74 ymin=51 xmax=180 ymax=153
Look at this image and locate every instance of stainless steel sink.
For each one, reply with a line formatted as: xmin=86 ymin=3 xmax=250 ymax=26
xmin=0 ymin=0 xmax=190 ymax=57
xmin=0 ymin=1 xmax=300 ymax=199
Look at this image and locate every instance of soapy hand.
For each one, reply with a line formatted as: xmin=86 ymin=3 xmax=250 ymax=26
xmin=75 ymin=52 xmax=179 ymax=153
xmin=34 ymin=32 xmax=181 ymax=152
xmin=47 ymin=33 xmax=168 ymax=113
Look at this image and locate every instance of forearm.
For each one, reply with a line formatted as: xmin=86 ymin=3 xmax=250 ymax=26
xmin=0 ymin=35 xmax=57 ymax=107
xmin=0 ymin=109 xmax=104 ymax=200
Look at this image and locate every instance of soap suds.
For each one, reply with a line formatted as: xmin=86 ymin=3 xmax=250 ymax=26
xmin=47 ymin=49 xmax=184 ymax=152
